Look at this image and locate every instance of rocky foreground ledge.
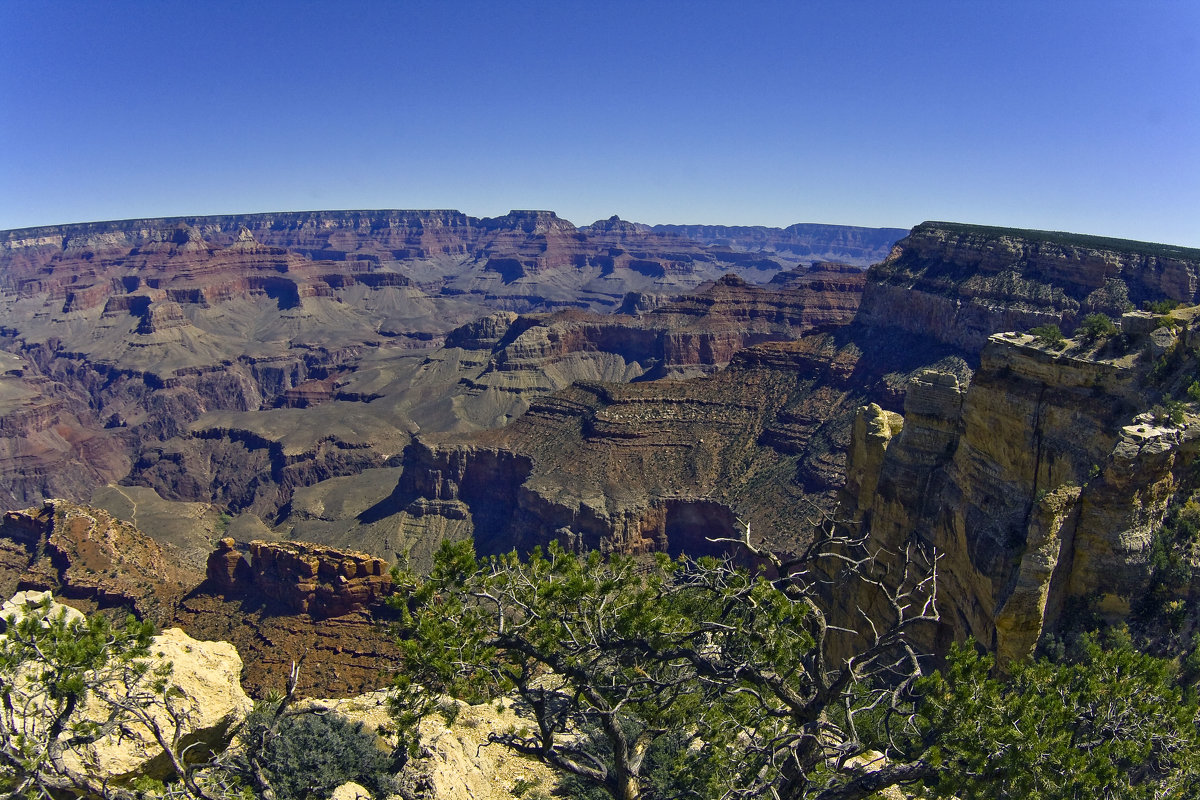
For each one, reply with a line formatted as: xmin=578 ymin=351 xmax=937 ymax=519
xmin=0 ymin=500 xmax=402 ymax=697
xmin=0 ymin=590 xmax=557 ymax=800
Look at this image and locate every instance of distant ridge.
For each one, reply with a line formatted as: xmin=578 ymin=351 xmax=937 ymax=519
xmin=0 ymin=209 xmax=906 ymax=253
xmin=921 ymin=220 xmax=1200 ymax=261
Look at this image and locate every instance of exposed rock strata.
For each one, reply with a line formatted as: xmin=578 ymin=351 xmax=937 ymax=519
xmin=180 ymin=537 xmax=400 ymax=697
xmin=206 ymin=538 xmax=392 ymax=618
xmin=380 ymin=328 xmax=969 ymax=567
xmin=0 ymin=500 xmax=201 ymax=626
xmin=0 ymin=209 xmax=882 ymax=511
xmin=859 ymin=222 xmax=1200 ymax=351
xmin=839 ymin=320 xmax=1200 ymax=664
xmin=120 ymin=268 xmax=864 ymax=523
xmin=0 ymin=498 xmax=401 ymax=699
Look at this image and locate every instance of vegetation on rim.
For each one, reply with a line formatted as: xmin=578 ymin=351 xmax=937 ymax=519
xmin=388 ymin=521 xmax=1200 ymax=800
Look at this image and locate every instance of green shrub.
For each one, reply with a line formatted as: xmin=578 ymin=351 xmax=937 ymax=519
xmin=237 ymin=705 xmax=397 ymax=800
xmin=1144 ymin=299 xmax=1181 ymax=315
xmin=1137 ymin=500 xmax=1200 ymax=624
xmin=1153 ymin=400 xmax=1187 ymax=426
xmin=1029 ymin=324 xmax=1066 ymax=349
xmin=1076 ymin=313 xmax=1118 ymax=343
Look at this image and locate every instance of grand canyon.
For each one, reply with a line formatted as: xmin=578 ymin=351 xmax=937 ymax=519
xmin=4 ymin=210 xmax=1200 ymax=796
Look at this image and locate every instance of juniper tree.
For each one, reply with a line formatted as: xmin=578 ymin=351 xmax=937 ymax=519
xmin=389 ymin=514 xmax=942 ymax=800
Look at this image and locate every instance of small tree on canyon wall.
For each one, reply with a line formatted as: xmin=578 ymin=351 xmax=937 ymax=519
xmin=389 ymin=512 xmax=942 ymax=800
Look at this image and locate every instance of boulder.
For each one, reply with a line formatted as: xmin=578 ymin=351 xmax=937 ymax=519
xmin=2 ymin=592 xmax=252 ymax=786
xmin=330 ymin=782 xmax=372 ymax=800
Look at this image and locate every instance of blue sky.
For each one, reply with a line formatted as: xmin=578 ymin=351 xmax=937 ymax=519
xmin=2 ymin=1 xmax=1197 ymax=246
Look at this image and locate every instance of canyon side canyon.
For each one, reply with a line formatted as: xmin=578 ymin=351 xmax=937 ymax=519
xmin=2 ymin=211 xmax=1199 ymax=696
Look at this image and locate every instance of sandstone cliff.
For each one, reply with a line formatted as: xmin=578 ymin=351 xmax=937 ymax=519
xmin=839 ymin=310 xmax=1200 ymax=663
xmin=206 ymin=537 xmax=392 ymax=618
xmin=859 ymin=221 xmax=1200 ymax=351
xmin=0 ymin=498 xmax=402 ymax=698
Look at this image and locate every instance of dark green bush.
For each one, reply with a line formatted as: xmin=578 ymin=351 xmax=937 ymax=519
xmin=238 ymin=706 xmax=397 ymax=800
xmin=1029 ymin=324 xmax=1066 ymax=349
xmin=1076 ymin=313 xmax=1118 ymax=343
xmin=1143 ymin=299 xmax=1181 ymax=315
xmin=1137 ymin=501 xmax=1199 ymax=626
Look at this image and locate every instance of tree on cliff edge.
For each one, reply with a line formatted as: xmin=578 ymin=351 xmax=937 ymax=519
xmin=0 ymin=596 xmax=156 ymax=798
xmin=390 ymin=525 xmax=1200 ymax=800
xmin=389 ymin=518 xmax=942 ymax=800
xmin=0 ymin=595 xmax=397 ymax=800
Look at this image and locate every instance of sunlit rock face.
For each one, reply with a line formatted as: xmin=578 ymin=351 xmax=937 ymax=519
xmin=838 ymin=322 xmax=1200 ymax=665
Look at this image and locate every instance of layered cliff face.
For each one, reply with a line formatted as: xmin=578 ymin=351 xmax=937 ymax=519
xmin=206 ymin=537 xmax=392 ymax=618
xmin=179 ymin=537 xmax=402 ymax=697
xmin=0 ymin=500 xmax=201 ymax=627
xmin=361 ymin=324 xmax=972 ymax=569
xmin=652 ymin=222 xmax=909 ymax=264
xmin=841 ymin=312 xmax=1200 ymax=664
xmin=0 ymin=211 xmax=894 ymax=511
xmin=859 ymin=222 xmax=1200 ymax=351
xmin=106 ymin=266 xmax=865 ymax=524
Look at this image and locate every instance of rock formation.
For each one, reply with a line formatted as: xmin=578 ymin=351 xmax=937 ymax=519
xmin=206 ymin=538 xmax=392 ymax=618
xmin=859 ymin=221 xmax=1200 ymax=351
xmin=182 ymin=538 xmax=400 ymax=697
xmin=312 ymin=691 xmax=560 ymax=800
xmin=0 ymin=500 xmax=201 ymax=627
xmin=0 ymin=499 xmax=401 ymax=699
xmin=838 ymin=309 xmax=1200 ymax=663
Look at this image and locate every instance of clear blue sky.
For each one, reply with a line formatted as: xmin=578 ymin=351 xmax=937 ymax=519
xmin=2 ymin=1 xmax=1197 ymax=246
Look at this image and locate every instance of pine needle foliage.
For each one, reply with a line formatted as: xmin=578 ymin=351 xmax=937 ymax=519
xmin=232 ymin=704 xmax=396 ymax=800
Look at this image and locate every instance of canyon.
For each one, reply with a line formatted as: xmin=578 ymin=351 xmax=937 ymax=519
xmin=3 ymin=211 xmax=1200 ymax=700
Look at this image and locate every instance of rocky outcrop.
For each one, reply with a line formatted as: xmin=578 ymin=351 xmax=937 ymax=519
xmin=858 ymin=222 xmax=1200 ymax=352
xmin=206 ymin=538 xmax=391 ymax=618
xmin=398 ymin=697 xmax=561 ymax=800
xmin=0 ymin=500 xmax=202 ymax=626
xmin=84 ymin=625 xmax=251 ymax=782
xmin=839 ymin=319 xmax=1200 ymax=664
